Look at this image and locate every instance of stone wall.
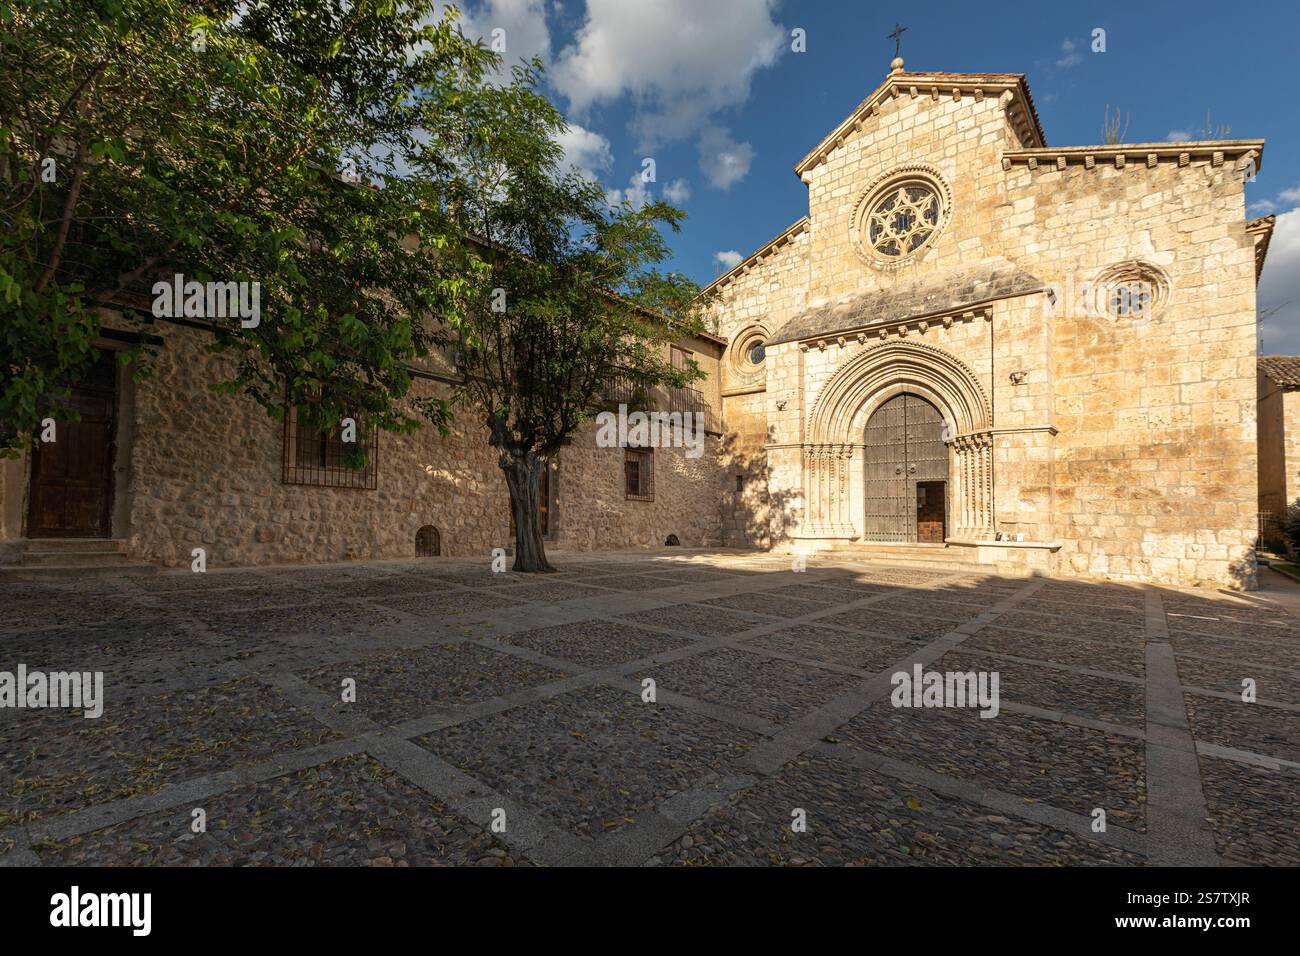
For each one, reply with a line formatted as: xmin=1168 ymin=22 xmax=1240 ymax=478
xmin=1003 ymin=155 xmax=1258 ymax=587
xmin=109 ymin=322 xmax=720 ymax=568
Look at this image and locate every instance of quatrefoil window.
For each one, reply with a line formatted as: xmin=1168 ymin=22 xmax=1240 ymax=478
xmin=867 ymin=184 xmax=940 ymax=256
xmin=852 ymin=166 xmax=951 ymax=270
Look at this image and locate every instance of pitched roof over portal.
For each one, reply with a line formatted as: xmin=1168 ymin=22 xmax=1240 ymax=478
xmin=1259 ymin=355 xmax=1300 ymax=388
xmin=794 ymin=70 xmax=1047 ymax=179
xmin=768 ymin=260 xmax=1046 ymax=346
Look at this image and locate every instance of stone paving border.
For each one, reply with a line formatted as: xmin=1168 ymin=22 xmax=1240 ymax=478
xmin=1143 ymin=589 xmax=1221 ymax=866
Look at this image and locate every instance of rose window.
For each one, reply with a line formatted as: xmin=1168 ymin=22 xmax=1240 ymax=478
xmin=867 ymin=184 xmax=941 ymax=257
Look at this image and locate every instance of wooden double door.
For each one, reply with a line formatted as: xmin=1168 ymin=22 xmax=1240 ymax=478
xmin=27 ymin=350 xmax=117 ymax=538
xmin=863 ymin=392 xmax=948 ymax=543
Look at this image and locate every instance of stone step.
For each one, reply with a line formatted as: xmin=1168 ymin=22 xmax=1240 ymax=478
xmin=21 ymin=550 xmax=139 ymax=568
xmin=22 ymin=538 xmax=125 ymax=554
xmin=825 ymin=543 xmax=977 ymax=573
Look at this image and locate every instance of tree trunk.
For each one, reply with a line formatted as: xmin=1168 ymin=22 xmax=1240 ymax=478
xmin=501 ymin=450 xmax=553 ymax=573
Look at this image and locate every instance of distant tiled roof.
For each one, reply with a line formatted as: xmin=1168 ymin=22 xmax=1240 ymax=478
xmin=1259 ymin=355 xmax=1300 ymax=387
xmin=769 ymin=260 xmax=1045 ymax=346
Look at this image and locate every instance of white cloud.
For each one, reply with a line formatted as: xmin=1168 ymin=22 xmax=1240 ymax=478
xmin=663 ymin=178 xmax=691 ymax=204
xmin=1055 ymin=38 xmax=1082 ymax=69
xmin=697 ymin=126 xmax=754 ymax=190
xmin=1279 ymin=185 xmax=1300 ymax=204
xmin=435 ymin=0 xmax=551 ymax=79
xmin=606 ymin=172 xmax=652 ymax=210
xmin=1249 ymin=199 xmax=1277 ymax=215
xmin=714 ymin=250 xmax=743 ymax=270
xmin=1166 ymin=130 xmax=1193 ymax=143
xmin=551 ymin=0 xmax=784 ymax=148
xmin=555 ymin=121 xmax=613 ymax=179
xmin=1258 ymin=206 xmax=1300 ymax=353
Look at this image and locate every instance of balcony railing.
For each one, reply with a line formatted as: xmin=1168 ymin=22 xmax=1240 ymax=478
xmin=600 ymin=372 xmax=722 ymax=435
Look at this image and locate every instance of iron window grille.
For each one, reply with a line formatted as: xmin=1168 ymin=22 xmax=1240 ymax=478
xmin=282 ymin=399 xmax=378 ymax=490
xmin=624 ymin=447 xmax=654 ymax=501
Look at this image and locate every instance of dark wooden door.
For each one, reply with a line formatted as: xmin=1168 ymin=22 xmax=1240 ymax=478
xmin=863 ymin=393 xmax=947 ymax=543
xmin=27 ymin=351 xmax=117 ymax=537
xmin=916 ymin=481 xmax=947 ymax=543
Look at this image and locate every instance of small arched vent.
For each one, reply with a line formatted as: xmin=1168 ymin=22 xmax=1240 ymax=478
xmin=664 ymin=534 xmax=681 ymax=546
xmin=415 ymin=525 xmax=441 ymax=557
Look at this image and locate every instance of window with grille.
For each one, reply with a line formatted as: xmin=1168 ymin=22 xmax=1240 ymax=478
xmin=624 ymin=447 xmax=654 ymax=501
xmin=282 ymin=398 xmax=378 ymax=489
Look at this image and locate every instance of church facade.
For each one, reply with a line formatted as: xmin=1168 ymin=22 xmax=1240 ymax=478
xmin=709 ymin=59 xmax=1272 ymax=589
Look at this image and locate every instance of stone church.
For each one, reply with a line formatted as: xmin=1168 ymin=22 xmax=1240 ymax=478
xmin=708 ymin=56 xmax=1271 ymax=589
xmin=0 ymin=57 xmax=1276 ymax=590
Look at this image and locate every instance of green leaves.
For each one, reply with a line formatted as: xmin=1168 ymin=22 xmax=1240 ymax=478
xmin=2 ymin=0 xmax=502 ymax=451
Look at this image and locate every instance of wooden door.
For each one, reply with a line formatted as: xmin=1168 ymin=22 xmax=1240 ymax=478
xmin=27 ymin=351 xmax=117 ymax=538
xmin=862 ymin=393 xmax=947 ymax=543
xmin=916 ymin=481 xmax=947 ymax=543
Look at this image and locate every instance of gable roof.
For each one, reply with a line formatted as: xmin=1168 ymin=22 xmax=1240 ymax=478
xmin=1259 ymin=355 xmax=1300 ymax=388
xmin=794 ymin=69 xmax=1046 ymax=179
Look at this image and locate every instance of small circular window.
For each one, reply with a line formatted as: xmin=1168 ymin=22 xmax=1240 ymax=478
xmin=1094 ymin=260 xmax=1170 ymax=321
xmin=852 ymin=164 xmax=951 ymax=270
xmin=747 ymin=341 xmax=766 ymax=366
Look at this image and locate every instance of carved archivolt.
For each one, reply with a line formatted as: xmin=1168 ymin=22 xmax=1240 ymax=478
xmin=806 ymin=340 xmax=991 ymax=444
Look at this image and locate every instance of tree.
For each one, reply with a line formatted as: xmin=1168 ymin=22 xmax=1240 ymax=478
xmin=414 ymin=61 xmax=711 ymax=571
xmin=0 ymin=0 xmax=495 ymax=456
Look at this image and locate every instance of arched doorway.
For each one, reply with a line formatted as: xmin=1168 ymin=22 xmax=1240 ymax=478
xmin=863 ymin=392 xmax=948 ymax=543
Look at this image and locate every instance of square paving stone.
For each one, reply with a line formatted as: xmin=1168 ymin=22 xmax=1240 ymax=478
xmin=1198 ymin=756 xmax=1300 ymax=866
xmin=994 ymin=609 xmax=1146 ymax=644
xmin=816 ymin=608 xmax=966 ymax=642
xmin=34 ymin=754 xmax=531 ymax=867
xmin=365 ymin=589 xmax=522 ymax=620
xmin=0 ymin=677 xmax=338 ymax=825
xmin=931 ymin=649 xmax=1144 ymax=728
xmin=500 ymin=620 xmax=695 ymax=669
xmin=642 ymin=568 xmax=742 ymax=584
xmin=416 ymin=684 xmax=761 ymax=841
xmin=834 ymin=702 xmax=1146 ymax=830
xmin=636 ymin=648 xmax=864 ymax=726
xmin=757 ymin=583 xmax=855 ymax=606
xmin=616 ymin=604 xmax=771 ymax=637
xmin=1174 ymin=654 xmax=1300 ymax=702
xmin=700 ymin=592 xmax=831 ymax=620
xmin=1167 ymin=615 xmax=1300 ymax=643
xmin=745 ymin=626 xmax=912 ymax=672
xmin=198 ymin=600 xmax=412 ymax=638
xmin=654 ymin=750 xmax=1147 ymax=867
xmin=1168 ymin=632 xmax=1300 ymax=671
xmin=300 ymin=643 xmax=568 ymax=726
xmin=1184 ymin=694 xmax=1300 ymax=763
xmin=1035 ymin=584 xmax=1146 ymax=609
xmin=504 ymin=581 xmax=613 ymax=605
xmin=965 ymin=627 xmax=1145 ymax=678
xmin=131 ymin=570 xmax=277 ymax=593
xmin=0 ymin=595 xmax=166 ymax=634
xmin=582 ymin=574 xmax=682 ymax=592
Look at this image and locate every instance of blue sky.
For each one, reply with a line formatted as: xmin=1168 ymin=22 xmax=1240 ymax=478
xmin=445 ymin=0 xmax=1300 ymax=349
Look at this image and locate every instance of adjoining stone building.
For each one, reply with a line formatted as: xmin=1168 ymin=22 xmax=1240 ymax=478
xmin=1256 ymin=353 xmax=1300 ymax=547
xmin=0 ymin=309 xmax=726 ymax=570
xmin=707 ymin=57 xmax=1272 ymax=589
